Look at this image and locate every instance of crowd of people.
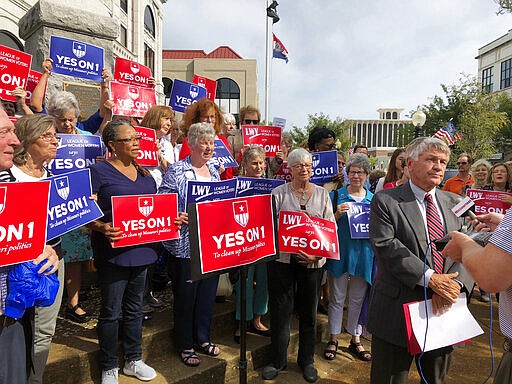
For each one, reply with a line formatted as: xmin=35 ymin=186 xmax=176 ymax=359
xmin=1 ymin=59 xmax=512 ymax=384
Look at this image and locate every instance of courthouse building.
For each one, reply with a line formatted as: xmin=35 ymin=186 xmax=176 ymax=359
xmin=345 ymin=108 xmax=411 ymax=169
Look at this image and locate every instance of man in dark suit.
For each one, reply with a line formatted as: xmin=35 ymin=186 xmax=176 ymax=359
xmin=368 ymin=137 xmax=474 ymax=384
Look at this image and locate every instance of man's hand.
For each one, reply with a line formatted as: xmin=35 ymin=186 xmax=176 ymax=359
xmin=474 ymin=212 xmax=504 ymax=232
xmin=442 ymin=231 xmax=480 ymax=263
xmin=33 ymin=245 xmax=59 ymax=275
xmin=431 ymin=293 xmax=454 ymax=316
xmin=428 ymin=272 xmax=460 ymax=303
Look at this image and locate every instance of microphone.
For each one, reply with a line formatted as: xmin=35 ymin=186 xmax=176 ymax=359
xmin=433 ymin=196 xmax=491 ymax=251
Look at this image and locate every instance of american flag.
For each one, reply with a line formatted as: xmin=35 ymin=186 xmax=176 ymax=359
xmin=433 ymin=121 xmax=461 ymax=145
xmin=273 ymin=34 xmax=289 ymax=63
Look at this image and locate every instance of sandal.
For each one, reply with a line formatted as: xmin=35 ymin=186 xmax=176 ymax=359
xmin=197 ymin=342 xmax=220 ymax=356
xmin=180 ymin=350 xmax=200 ymax=367
xmin=348 ymin=341 xmax=372 ymax=361
xmin=323 ymin=340 xmax=338 ymax=360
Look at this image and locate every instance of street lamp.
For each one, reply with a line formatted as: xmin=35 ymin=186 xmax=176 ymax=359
xmin=411 ymin=110 xmax=426 ymax=138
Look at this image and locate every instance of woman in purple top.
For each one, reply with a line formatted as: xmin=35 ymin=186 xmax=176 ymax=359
xmin=89 ymin=120 xmax=158 ymax=383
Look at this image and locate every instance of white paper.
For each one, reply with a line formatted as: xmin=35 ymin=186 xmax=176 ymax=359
xmin=408 ymin=293 xmax=483 ymax=352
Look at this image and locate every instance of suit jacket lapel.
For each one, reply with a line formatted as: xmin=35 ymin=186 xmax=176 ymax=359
xmin=397 ymin=184 xmax=433 ymax=268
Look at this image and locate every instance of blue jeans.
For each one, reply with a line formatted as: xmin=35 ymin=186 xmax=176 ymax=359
xmin=168 ymin=255 xmax=219 ymax=352
xmin=96 ymin=263 xmax=147 ymax=370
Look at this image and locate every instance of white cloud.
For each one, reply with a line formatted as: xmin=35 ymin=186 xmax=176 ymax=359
xmin=163 ymin=0 xmax=512 ymax=129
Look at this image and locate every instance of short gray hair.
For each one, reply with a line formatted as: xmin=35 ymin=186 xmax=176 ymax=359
xmin=47 ymin=91 xmax=80 ymax=118
xmin=287 ymin=148 xmax=312 ymax=167
xmin=188 ymin=122 xmax=215 ymax=148
xmin=223 ymin=112 xmax=236 ymax=125
xmin=346 ymin=153 xmax=370 ymax=174
xmin=405 ymin=137 xmax=450 ymax=161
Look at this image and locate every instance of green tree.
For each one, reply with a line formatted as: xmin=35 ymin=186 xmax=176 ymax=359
xmin=420 ymin=76 xmax=509 ymax=161
xmin=289 ymin=112 xmax=352 ymax=151
xmin=494 ymin=0 xmax=512 ymax=14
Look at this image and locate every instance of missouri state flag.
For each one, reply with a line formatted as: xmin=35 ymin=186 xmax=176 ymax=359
xmin=273 ymin=34 xmax=289 ymax=63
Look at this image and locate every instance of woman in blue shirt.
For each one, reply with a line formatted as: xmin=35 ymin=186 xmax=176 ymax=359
xmin=324 ymin=153 xmax=374 ymax=362
xmin=89 ymin=120 xmax=158 ymax=383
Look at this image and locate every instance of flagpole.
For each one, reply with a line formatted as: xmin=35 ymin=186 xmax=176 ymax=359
xmin=264 ymin=0 xmax=271 ymax=124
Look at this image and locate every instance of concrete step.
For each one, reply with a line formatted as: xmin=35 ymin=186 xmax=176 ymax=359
xmin=43 ymin=290 xmax=349 ymax=384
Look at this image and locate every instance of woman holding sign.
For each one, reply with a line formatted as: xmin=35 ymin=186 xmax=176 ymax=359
xmin=234 ymin=145 xmax=270 ymax=342
xmin=89 ymin=120 xmax=157 ymax=383
xmin=178 ymin=98 xmax=234 ymax=180
xmin=159 ymin=122 xmax=221 ymax=367
xmin=263 ymin=148 xmax=335 ymax=383
xmin=0 ymin=114 xmax=64 ymax=384
xmin=324 ymin=153 xmax=374 ymax=362
xmin=482 ymin=162 xmax=512 ymax=205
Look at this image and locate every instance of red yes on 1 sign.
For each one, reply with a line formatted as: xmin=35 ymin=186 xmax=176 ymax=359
xmin=192 ymin=74 xmax=217 ymax=102
xmin=278 ymin=210 xmax=339 ymax=260
xmin=273 ymin=161 xmax=291 ymax=182
xmin=110 ymin=81 xmax=157 ymax=118
xmin=26 ymin=70 xmax=44 ymax=105
xmin=111 ymin=193 xmax=179 ymax=248
xmin=195 ymin=195 xmax=277 ymax=274
xmin=134 ymin=126 xmax=158 ymax=167
xmin=466 ymin=188 xmax=512 ymax=215
xmin=0 ymin=45 xmax=32 ymax=102
xmin=0 ymin=181 xmax=50 ymax=267
xmin=114 ymin=57 xmax=153 ymax=88
xmin=241 ymin=125 xmax=282 ymax=157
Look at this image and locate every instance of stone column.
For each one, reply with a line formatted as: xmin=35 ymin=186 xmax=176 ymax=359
xmin=18 ymin=0 xmax=119 ymax=93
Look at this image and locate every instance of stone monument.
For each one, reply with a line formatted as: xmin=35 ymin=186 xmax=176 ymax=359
xmin=18 ymin=0 xmax=119 ymax=113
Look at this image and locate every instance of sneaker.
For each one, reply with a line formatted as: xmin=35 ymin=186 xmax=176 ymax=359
xmin=101 ymin=368 xmax=119 ymax=384
xmin=141 ymin=304 xmax=154 ymax=314
xmin=123 ymin=360 xmax=157 ymax=381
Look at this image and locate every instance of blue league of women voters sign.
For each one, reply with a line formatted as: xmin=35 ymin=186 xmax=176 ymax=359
xmin=47 ymin=134 xmax=103 ymax=175
xmin=46 ymin=169 xmax=103 ymax=241
xmin=0 ymin=181 xmax=50 ymax=267
xmin=49 ymin=36 xmax=104 ymax=82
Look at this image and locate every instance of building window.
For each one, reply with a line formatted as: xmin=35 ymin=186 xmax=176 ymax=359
xmin=144 ymin=43 xmax=154 ymax=74
xmin=215 ymin=78 xmax=240 ymax=116
xmin=385 ymin=112 xmax=391 ymax=119
xmin=163 ymin=77 xmax=173 ymax=105
xmin=392 ymin=112 xmax=398 ymax=119
xmin=0 ymin=30 xmax=24 ymax=51
xmin=119 ymin=25 xmax=127 ymax=48
xmin=120 ymin=0 xmax=128 ymax=13
xmin=144 ymin=6 xmax=155 ymax=37
xmin=501 ymin=59 xmax=512 ymax=89
xmin=482 ymin=67 xmax=493 ymax=92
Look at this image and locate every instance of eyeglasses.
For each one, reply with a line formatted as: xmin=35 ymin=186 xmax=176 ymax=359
xmin=39 ymin=132 xmax=61 ymax=142
xmin=243 ymin=119 xmax=259 ymax=125
xmin=348 ymin=171 xmax=366 ymax=177
xmin=291 ymin=163 xmax=313 ymax=170
xmin=0 ymin=127 xmax=16 ymax=138
xmin=456 ymin=161 xmax=468 ymax=165
xmin=114 ymin=136 xmax=141 ymax=144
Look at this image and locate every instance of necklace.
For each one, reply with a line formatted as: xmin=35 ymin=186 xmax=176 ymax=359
xmin=291 ymin=183 xmax=309 ymax=201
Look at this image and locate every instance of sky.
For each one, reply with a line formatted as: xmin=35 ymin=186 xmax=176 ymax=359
xmin=162 ymin=1 xmax=512 ymax=130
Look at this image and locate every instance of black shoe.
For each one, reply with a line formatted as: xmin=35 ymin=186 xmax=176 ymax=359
xmin=262 ymin=365 xmax=280 ymax=380
xmin=248 ymin=323 xmax=271 ymax=337
xmin=301 ymin=364 xmax=318 ymax=383
xmin=65 ymin=305 xmax=90 ymax=324
xmin=142 ymin=304 xmax=154 ymax=314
